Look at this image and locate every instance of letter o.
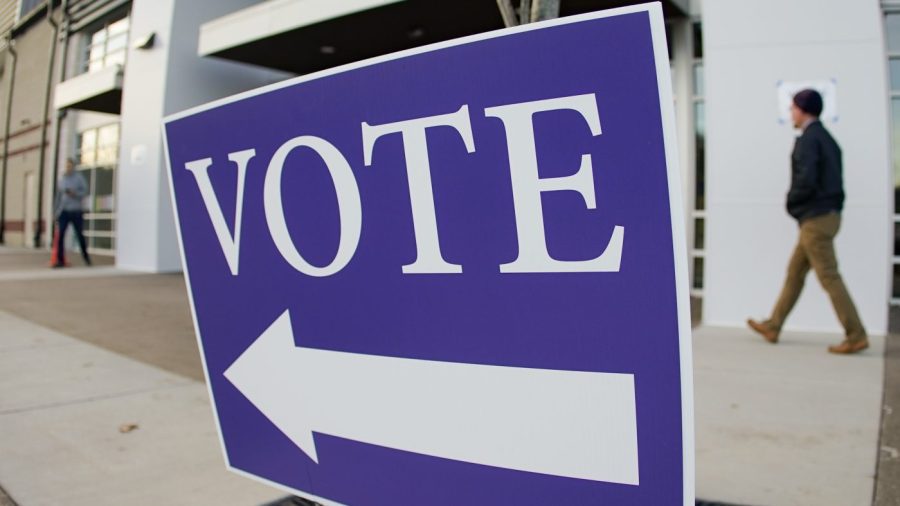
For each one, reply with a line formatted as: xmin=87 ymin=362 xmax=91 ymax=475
xmin=263 ymin=136 xmax=362 ymax=277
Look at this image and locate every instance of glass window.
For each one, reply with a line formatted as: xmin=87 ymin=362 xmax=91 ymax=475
xmin=80 ymin=168 xmax=94 ymax=209
xmin=18 ymin=0 xmax=42 ymax=19
xmin=888 ymin=13 xmax=900 ymax=53
xmin=79 ymin=124 xmax=119 ymax=170
xmin=693 ymin=63 xmax=704 ymax=97
xmin=893 ymin=99 xmax=900 ymax=214
xmin=108 ymin=17 xmax=129 ymax=36
xmin=93 ymin=168 xmax=115 ymax=212
xmin=88 ymin=43 xmax=105 ymax=62
xmin=96 ymin=124 xmax=119 ymax=167
xmin=694 ymin=217 xmax=705 ymax=250
xmin=79 ymin=130 xmax=97 ymax=167
xmin=894 ymin=264 xmax=900 ymax=299
xmin=90 ymin=29 xmax=107 ymax=46
xmin=105 ymin=51 xmax=126 ymax=69
xmin=100 ymin=124 xmax=118 ymax=144
xmin=82 ymin=16 xmax=129 ymax=74
xmin=91 ymin=236 xmax=113 ymax=251
xmin=692 ymin=257 xmax=704 ymax=290
xmin=890 ymin=59 xmax=900 ymax=90
xmin=692 ymin=22 xmax=703 ymax=59
xmin=694 ymin=101 xmax=706 ymax=211
xmin=90 ymin=217 xmax=114 ymax=232
xmin=106 ymin=34 xmax=127 ymax=53
xmin=895 ymin=220 xmax=900 ymax=257
xmin=88 ymin=57 xmax=105 ymax=72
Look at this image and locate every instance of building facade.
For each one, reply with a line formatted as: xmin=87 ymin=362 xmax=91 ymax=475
xmin=0 ymin=0 xmax=57 ymax=249
xmin=0 ymin=0 xmax=894 ymax=335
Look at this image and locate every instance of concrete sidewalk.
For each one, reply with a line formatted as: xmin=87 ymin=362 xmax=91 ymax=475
xmin=0 ymin=248 xmax=894 ymax=505
xmin=694 ymin=327 xmax=884 ymax=506
xmin=0 ymin=308 xmax=282 ymax=505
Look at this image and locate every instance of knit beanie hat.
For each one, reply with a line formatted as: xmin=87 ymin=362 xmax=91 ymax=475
xmin=792 ymin=89 xmax=823 ymax=117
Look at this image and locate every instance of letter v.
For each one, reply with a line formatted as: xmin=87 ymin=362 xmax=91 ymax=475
xmin=184 ymin=149 xmax=256 ymax=275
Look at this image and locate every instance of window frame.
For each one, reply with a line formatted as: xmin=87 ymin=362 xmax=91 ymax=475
xmin=81 ymin=15 xmax=130 ymax=75
xmin=885 ymin=6 xmax=900 ymax=305
xmin=690 ymin=21 xmax=706 ymax=296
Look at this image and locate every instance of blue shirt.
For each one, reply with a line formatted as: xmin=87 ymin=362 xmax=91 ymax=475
xmin=57 ymin=171 xmax=88 ymax=214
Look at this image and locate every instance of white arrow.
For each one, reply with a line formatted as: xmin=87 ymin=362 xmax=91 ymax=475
xmin=224 ymin=310 xmax=639 ymax=485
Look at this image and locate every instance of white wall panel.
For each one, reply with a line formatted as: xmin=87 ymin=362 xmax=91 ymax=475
xmin=703 ymin=0 xmax=891 ymax=335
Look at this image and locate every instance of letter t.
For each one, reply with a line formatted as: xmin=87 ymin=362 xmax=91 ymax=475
xmin=362 ymin=106 xmax=475 ymax=274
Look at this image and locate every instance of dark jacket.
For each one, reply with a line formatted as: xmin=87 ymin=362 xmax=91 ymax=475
xmin=786 ymin=120 xmax=844 ymax=222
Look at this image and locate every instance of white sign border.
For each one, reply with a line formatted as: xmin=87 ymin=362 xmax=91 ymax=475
xmin=162 ymin=2 xmax=694 ymax=505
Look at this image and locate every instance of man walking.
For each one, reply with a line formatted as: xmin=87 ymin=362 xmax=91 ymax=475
xmin=54 ymin=158 xmax=92 ymax=268
xmin=747 ymin=89 xmax=867 ymax=354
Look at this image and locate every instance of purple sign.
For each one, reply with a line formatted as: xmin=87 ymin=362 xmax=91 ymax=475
xmin=163 ymin=3 xmax=693 ymax=505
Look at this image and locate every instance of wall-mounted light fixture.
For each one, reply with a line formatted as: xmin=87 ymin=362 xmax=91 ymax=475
xmin=407 ymin=27 xmax=425 ymax=40
xmin=133 ymin=32 xmax=155 ymax=50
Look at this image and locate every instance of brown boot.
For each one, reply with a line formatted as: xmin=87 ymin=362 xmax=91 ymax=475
xmin=827 ymin=338 xmax=869 ymax=355
xmin=747 ymin=319 xmax=779 ymax=344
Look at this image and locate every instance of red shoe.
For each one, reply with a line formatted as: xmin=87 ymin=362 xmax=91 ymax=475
xmin=828 ymin=338 xmax=869 ymax=355
xmin=747 ymin=319 xmax=779 ymax=344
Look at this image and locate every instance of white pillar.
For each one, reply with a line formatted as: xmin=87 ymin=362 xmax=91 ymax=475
xmin=116 ymin=0 xmax=290 ymax=272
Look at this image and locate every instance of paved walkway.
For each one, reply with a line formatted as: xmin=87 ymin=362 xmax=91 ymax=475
xmin=694 ymin=327 xmax=884 ymax=506
xmin=0 ymin=308 xmax=282 ymax=505
xmin=0 ymin=247 xmax=894 ymax=505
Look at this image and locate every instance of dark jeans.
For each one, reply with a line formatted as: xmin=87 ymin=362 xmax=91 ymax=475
xmin=57 ymin=210 xmax=90 ymax=265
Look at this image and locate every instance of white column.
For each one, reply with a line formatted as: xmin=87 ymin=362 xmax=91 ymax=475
xmin=116 ymin=0 xmax=290 ymax=272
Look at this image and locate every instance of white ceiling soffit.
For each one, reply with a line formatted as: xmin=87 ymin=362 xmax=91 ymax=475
xmin=198 ymin=0 xmax=405 ymax=57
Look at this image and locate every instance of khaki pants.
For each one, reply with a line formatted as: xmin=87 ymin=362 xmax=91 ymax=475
xmin=766 ymin=212 xmax=866 ymax=340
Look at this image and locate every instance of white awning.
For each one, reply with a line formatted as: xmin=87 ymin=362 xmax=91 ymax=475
xmin=198 ymin=0 xmax=403 ymax=58
xmin=54 ymin=65 xmax=123 ymax=114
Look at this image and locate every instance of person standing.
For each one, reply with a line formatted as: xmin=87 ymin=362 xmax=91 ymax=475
xmin=747 ymin=89 xmax=867 ymax=354
xmin=54 ymin=158 xmax=91 ymax=267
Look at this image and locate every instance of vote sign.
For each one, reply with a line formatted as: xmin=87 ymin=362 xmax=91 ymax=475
xmin=163 ymin=4 xmax=693 ymax=505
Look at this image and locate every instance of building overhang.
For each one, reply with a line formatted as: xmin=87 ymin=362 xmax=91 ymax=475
xmin=54 ymin=65 xmax=123 ymax=114
xmin=198 ymin=0 xmax=688 ymax=76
